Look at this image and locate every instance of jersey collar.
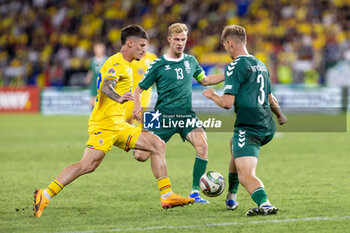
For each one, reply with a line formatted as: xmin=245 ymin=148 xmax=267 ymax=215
xmin=163 ymin=53 xmax=184 ymax=62
xmin=116 ymin=52 xmax=132 ymax=65
xmin=236 ymin=55 xmax=254 ymax=59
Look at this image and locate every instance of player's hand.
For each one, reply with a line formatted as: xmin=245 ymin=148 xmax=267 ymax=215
xmin=202 ymin=88 xmax=215 ymax=99
xmin=133 ymin=104 xmax=143 ymax=122
xmin=277 ymin=114 xmax=287 ymax=125
xmin=118 ymin=92 xmax=135 ymax=104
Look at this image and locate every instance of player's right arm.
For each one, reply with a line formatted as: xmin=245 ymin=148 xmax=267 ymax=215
xmin=101 ymin=79 xmax=134 ymax=104
xmin=269 ymin=93 xmax=287 ymax=125
xmin=199 ymin=73 xmax=225 ymax=86
xmin=133 ymin=86 xmax=144 ymax=121
xmin=133 ymin=58 xmax=160 ymax=121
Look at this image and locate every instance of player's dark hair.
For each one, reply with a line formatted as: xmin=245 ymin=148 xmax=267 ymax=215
xmin=221 ymin=25 xmax=247 ymax=45
xmin=121 ymin=25 xmax=148 ymax=45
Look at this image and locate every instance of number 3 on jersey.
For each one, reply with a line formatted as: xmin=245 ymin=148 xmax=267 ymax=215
xmin=175 ymin=68 xmax=184 ymax=80
xmin=257 ymin=74 xmax=265 ymax=105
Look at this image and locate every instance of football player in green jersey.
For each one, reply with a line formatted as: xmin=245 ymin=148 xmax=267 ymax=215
xmin=203 ymin=25 xmax=287 ymax=216
xmin=133 ymin=23 xmax=224 ymax=203
xmin=85 ymin=42 xmax=107 ymax=107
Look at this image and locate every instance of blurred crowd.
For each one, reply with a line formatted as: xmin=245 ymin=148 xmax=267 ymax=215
xmin=0 ymin=0 xmax=350 ymax=87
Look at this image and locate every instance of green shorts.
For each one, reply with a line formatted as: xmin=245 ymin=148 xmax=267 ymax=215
xmin=232 ymin=129 xmax=274 ymax=159
xmin=150 ymin=115 xmax=201 ymax=143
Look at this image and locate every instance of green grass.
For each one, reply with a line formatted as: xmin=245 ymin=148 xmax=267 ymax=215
xmin=0 ymin=114 xmax=350 ymax=233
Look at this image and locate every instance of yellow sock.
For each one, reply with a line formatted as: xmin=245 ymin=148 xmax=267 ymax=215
xmin=156 ymin=177 xmax=172 ymax=196
xmin=46 ymin=179 xmax=64 ymax=198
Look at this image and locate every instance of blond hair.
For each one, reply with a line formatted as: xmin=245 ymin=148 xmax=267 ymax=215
xmin=221 ymin=25 xmax=246 ymax=44
xmin=168 ymin=23 xmax=188 ymax=36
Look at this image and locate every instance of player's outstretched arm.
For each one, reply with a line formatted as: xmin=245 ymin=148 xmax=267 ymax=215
xmin=199 ymin=73 xmax=225 ymax=86
xmin=85 ymin=70 xmax=93 ymax=85
xmin=133 ymin=86 xmax=144 ymax=122
xmin=101 ymin=79 xmax=135 ymax=104
xmin=202 ymin=88 xmax=235 ymax=110
xmin=269 ymin=93 xmax=287 ymax=125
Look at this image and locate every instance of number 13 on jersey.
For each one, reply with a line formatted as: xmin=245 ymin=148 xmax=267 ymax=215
xmin=175 ymin=68 xmax=184 ymax=80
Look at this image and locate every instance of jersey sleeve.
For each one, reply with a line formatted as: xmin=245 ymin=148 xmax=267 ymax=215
xmin=89 ymin=59 xmax=94 ymax=70
xmin=191 ymin=56 xmax=205 ymax=82
xmin=138 ymin=60 xmax=159 ymax=90
xmin=266 ymin=69 xmax=272 ymax=94
xmin=223 ymin=60 xmax=246 ymax=95
xmin=101 ymin=59 xmax=127 ymax=83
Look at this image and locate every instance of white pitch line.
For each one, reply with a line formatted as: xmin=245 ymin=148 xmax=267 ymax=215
xmin=62 ymin=216 xmax=350 ymax=233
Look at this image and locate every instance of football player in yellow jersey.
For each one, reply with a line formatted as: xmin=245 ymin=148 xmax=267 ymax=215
xmin=33 ymin=25 xmax=194 ymax=218
xmin=124 ymin=51 xmax=157 ymax=125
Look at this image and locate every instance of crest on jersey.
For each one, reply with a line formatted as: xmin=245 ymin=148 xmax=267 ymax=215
xmin=165 ymin=65 xmax=171 ymax=70
xmin=138 ymin=68 xmax=144 ymax=75
xmin=107 ymin=68 xmax=116 ymax=75
xmin=184 ymin=60 xmax=191 ymax=73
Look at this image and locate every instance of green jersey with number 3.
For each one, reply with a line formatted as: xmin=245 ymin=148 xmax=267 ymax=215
xmin=224 ymin=55 xmax=276 ymax=136
xmin=138 ymin=53 xmax=205 ymax=115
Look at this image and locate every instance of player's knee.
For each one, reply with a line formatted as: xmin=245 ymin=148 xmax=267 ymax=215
xmin=154 ymin=138 xmax=165 ymax=155
xmin=81 ymin=160 xmax=99 ymax=174
xmin=238 ymin=173 xmax=249 ymax=185
xmin=134 ymin=150 xmax=150 ymax=162
xmin=195 ymin=143 xmax=208 ymax=158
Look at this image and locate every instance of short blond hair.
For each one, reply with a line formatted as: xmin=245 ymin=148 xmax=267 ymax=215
xmin=168 ymin=23 xmax=188 ymax=36
xmin=221 ymin=25 xmax=246 ymax=44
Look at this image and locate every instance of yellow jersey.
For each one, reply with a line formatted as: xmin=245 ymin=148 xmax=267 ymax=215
xmin=88 ymin=53 xmax=133 ymax=130
xmin=124 ymin=51 xmax=157 ymax=122
xmin=130 ymin=51 xmax=157 ymax=91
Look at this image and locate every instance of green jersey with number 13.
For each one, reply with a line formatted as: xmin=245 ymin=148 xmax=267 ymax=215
xmin=138 ymin=53 xmax=205 ymax=115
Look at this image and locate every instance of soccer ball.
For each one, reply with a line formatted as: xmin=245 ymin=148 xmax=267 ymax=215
xmin=200 ymin=171 xmax=225 ymax=197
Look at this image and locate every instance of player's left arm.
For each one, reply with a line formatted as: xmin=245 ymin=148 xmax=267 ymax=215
xmin=101 ymin=79 xmax=134 ymax=104
xmin=199 ymin=73 xmax=225 ymax=86
xmin=269 ymin=93 xmax=287 ymax=125
xmin=203 ymin=88 xmax=235 ymax=110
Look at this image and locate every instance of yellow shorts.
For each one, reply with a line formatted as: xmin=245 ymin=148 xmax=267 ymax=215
xmin=85 ymin=122 xmax=142 ymax=153
xmin=124 ymin=88 xmax=152 ymax=121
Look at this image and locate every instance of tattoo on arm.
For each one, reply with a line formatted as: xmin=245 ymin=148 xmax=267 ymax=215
xmin=101 ymin=79 xmax=121 ymax=102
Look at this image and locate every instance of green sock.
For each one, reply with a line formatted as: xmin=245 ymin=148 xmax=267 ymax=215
xmin=192 ymin=156 xmax=208 ymax=190
xmin=228 ymin=172 xmax=239 ymax=194
xmin=251 ymin=187 xmax=269 ymax=207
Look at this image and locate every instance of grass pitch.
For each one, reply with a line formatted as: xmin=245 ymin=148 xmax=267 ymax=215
xmin=0 ymin=114 xmax=349 ymax=233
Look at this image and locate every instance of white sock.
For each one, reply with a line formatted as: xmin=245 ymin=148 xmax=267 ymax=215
xmin=191 ymin=190 xmax=199 ymax=194
xmin=259 ymin=201 xmax=271 ymax=208
xmin=161 ymin=191 xmax=173 ymax=199
xmin=226 ymin=192 xmax=237 ymax=201
xmin=43 ymin=190 xmax=52 ymax=200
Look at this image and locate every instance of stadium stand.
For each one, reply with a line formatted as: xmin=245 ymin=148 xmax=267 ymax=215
xmin=0 ymin=0 xmax=349 ymax=86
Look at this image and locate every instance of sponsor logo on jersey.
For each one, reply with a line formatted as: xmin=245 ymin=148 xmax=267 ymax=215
xmin=107 ymin=68 xmax=116 ymax=75
xmin=224 ymin=85 xmax=232 ymax=91
xmin=165 ymin=65 xmax=171 ymax=70
xmin=184 ymin=60 xmax=191 ymax=73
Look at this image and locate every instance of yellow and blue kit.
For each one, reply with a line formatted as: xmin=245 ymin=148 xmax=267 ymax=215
xmin=86 ymin=53 xmax=141 ymax=153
